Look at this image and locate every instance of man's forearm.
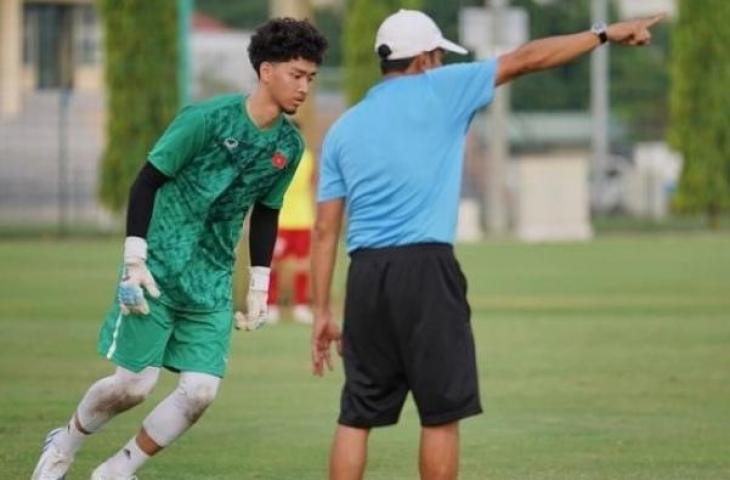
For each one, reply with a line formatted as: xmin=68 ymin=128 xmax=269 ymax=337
xmin=249 ymin=203 xmax=279 ymax=267
xmin=311 ymin=200 xmax=344 ymax=313
xmin=519 ymin=32 xmax=598 ymax=74
xmin=497 ymin=31 xmax=599 ymax=85
xmin=126 ymin=162 xmax=170 ymax=239
xmin=497 ymin=15 xmax=663 ymax=86
xmin=311 ymin=226 xmax=338 ymax=312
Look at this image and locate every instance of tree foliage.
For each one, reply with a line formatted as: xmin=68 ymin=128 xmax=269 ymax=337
xmin=196 ymin=0 xmax=671 ymax=141
xmin=343 ymin=0 xmax=422 ymax=105
xmin=195 ymin=0 xmax=269 ymax=30
xmin=508 ymin=0 xmax=671 ymax=143
xmin=669 ymin=0 xmax=730 ymax=225
xmin=98 ymin=0 xmax=180 ymax=212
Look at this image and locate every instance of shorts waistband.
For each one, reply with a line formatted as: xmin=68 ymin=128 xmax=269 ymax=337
xmin=349 ymin=242 xmax=453 ymax=260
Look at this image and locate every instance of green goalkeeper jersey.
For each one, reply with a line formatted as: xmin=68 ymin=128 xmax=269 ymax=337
xmin=145 ymin=93 xmax=304 ymax=312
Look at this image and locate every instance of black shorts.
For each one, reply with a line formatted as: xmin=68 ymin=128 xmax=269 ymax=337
xmin=338 ymin=243 xmax=482 ymax=428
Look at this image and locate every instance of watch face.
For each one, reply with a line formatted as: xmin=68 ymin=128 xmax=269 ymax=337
xmin=592 ymin=21 xmax=607 ymax=33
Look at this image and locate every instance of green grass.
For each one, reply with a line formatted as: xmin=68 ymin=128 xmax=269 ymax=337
xmin=1 ymin=235 xmax=729 ymax=479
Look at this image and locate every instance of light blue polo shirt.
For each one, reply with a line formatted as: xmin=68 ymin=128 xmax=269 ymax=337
xmin=318 ymin=59 xmax=498 ymax=252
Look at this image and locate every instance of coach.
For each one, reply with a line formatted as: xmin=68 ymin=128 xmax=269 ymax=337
xmin=311 ymin=9 xmax=662 ymax=480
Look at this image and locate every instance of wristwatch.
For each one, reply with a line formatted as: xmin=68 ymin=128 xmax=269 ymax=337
xmin=591 ymin=21 xmax=608 ymax=44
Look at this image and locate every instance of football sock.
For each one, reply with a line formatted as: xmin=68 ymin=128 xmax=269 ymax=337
xmin=102 ymin=436 xmax=150 ymax=476
xmin=52 ymin=414 xmax=88 ymax=457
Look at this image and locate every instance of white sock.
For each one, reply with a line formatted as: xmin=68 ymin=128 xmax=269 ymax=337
xmin=102 ymin=436 xmax=150 ymax=476
xmin=53 ymin=414 xmax=88 ymax=457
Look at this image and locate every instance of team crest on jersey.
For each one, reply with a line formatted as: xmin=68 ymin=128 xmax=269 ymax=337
xmin=223 ymin=137 xmax=239 ymax=152
xmin=272 ymin=152 xmax=287 ymax=169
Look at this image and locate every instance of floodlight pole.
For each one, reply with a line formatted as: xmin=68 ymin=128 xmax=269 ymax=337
xmin=178 ymin=0 xmax=193 ymax=107
xmin=58 ymin=89 xmax=71 ymax=236
xmin=591 ymin=0 xmax=610 ymax=183
xmin=485 ymin=0 xmax=509 ymax=235
xmin=269 ymin=0 xmax=317 ymax=147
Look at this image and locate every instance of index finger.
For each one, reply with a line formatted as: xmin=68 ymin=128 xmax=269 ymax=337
xmin=311 ymin=342 xmax=322 ymax=376
xmin=644 ymin=13 xmax=666 ymax=28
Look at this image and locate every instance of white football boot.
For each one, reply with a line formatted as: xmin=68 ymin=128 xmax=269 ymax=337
xmin=31 ymin=427 xmax=73 ymax=480
xmin=90 ymin=464 xmax=138 ymax=480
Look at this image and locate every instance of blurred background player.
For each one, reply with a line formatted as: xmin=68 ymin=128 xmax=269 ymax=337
xmin=267 ymin=146 xmax=317 ymax=325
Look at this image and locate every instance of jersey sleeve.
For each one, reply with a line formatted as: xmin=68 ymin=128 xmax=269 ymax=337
xmin=317 ymin=129 xmax=346 ymax=202
xmin=427 ymin=58 xmax=499 ymax=123
xmin=259 ymin=141 xmax=305 ymax=210
xmin=148 ymin=106 xmax=207 ymax=177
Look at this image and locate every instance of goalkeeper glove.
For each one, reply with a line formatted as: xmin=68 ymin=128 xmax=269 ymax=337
xmin=235 ymin=266 xmax=270 ymax=331
xmin=118 ymin=237 xmax=161 ymax=315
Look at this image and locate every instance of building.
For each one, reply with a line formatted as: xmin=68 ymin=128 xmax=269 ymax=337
xmin=0 ymin=2 xmax=258 ymax=228
xmin=616 ymin=0 xmax=676 ymax=19
xmin=1 ymin=0 xmax=102 ymax=118
xmin=191 ymin=12 xmax=256 ymax=100
xmin=0 ymin=0 xmax=106 ymax=227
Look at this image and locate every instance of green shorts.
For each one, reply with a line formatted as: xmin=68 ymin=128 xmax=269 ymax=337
xmin=97 ymin=296 xmax=233 ymax=378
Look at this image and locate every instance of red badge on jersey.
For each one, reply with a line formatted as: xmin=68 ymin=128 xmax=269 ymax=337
xmin=272 ymin=152 xmax=287 ymax=169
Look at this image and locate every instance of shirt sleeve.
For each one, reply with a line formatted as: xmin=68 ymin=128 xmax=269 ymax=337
xmin=426 ymin=58 xmax=499 ymax=123
xmin=259 ymin=142 xmax=304 ymax=209
xmin=317 ymin=130 xmax=346 ymax=202
xmin=147 ymin=106 xmax=207 ymax=177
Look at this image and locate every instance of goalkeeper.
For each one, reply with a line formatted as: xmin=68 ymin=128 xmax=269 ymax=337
xmin=32 ymin=17 xmax=327 ymax=480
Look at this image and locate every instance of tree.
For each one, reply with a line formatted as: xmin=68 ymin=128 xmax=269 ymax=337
xmin=507 ymin=0 xmax=671 ymax=142
xmin=197 ymin=1 xmax=671 ymax=142
xmin=343 ymin=0 xmax=422 ymax=105
xmin=669 ymin=0 xmax=730 ymax=227
xmin=98 ymin=0 xmax=180 ymax=212
xmin=195 ymin=0 xmax=268 ymax=29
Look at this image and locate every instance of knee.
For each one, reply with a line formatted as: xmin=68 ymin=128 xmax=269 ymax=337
xmin=179 ymin=373 xmax=220 ymax=423
xmin=114 ymin=367 xmax=159 ymax=408
xmin=184 ymin=382 xmax=218 ymax=409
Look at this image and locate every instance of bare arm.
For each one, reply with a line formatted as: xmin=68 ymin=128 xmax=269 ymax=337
xmin=496 ymin=14 xmax=665 ymax=86
xmin=310 ymin=198 xmax=345 ymax=376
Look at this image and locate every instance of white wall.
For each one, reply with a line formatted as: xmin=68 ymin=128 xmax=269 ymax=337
xmin=514 ymin=155 xmax=593 ymax=242
xmin=617 ymin=0 xmax=676 ymax=19
xmin=191 ymin=31 xmax=257 ymax=99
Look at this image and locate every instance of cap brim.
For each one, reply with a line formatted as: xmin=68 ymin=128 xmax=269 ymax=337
xmin=438 ymin=38 xmax=469 ymax=55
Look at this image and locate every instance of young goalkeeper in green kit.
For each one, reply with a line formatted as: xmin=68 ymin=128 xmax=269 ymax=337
xmin=32 ymin=18 xmax=327 ymax=480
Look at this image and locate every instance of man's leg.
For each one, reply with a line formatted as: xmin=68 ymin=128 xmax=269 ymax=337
xmin=92 ymin=371 xmax=220 ymax=478
xmin=292 ymin=256 xmax=313 ymax=324
xmin=32 ymin=366 xmax=159 ymax=479
xmin=330 ymin=425 xmax=370 ymax=480
xmin=330 ymin=249 xmax=410 ymax=479
xmin=419 ymin=422 xmax=459 ymax=480
xmin=397 ymin=249 xmax=480 ymax=479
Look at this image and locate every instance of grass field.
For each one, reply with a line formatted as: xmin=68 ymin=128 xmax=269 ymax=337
xmin=1 ymin=234 xmax=729 ymax=479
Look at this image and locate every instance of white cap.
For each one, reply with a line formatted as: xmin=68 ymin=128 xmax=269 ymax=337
xmin=375 ymin=9 xmax=469 ymax=61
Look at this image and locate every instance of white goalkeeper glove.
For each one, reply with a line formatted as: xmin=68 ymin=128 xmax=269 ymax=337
xmin=235 ymin=266 xmax=270 ymax=331
xmin=118 ymin=237 xmax=161 ymax=316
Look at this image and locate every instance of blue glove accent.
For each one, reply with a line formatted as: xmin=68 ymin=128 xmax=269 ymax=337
xmin=118 ymin=281 xmax=145 ymax=306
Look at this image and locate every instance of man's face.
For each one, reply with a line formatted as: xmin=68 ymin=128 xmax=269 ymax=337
xmin=260 ymin=58 xmax=318 ymax=114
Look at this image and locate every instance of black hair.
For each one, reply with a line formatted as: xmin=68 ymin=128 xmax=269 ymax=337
xmin=378 ymin=46 xmax=445 ymax=75
xmin=377 ymin=44 xmax=416 ymax=74
xmin=248 ymin=17 xmax=328 ymax=76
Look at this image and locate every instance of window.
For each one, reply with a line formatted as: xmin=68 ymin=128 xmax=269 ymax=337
xmin=22 ymin=5 xmax=39 ymax=65
xmin=74 ymin=5 xmax=101 ymax=66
